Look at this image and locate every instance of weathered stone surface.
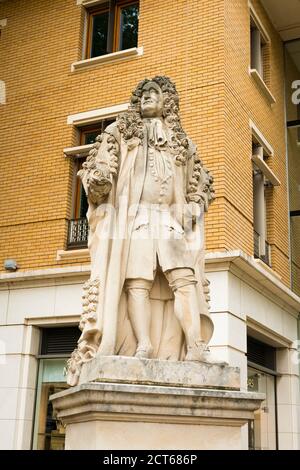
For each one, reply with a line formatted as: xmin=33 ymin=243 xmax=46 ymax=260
xmin=51 ymin=382 xmax=265 ymax=450
xmin=67 ymin=76 xmax=217 ymax=387
xmin=79 ymin=355 xmax=240 ymax=390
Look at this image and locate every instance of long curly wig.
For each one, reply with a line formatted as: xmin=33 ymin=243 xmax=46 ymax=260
xmin=117 ymin=76 xmax=189 ymax=166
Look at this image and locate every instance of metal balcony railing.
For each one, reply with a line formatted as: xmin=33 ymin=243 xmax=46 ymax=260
xmin=261 ymin=240 xmax=271 ymax=267
xmin=253 ymin=231 xmax=271 ymax=267
xmin=254 ymin=230 xmax=260 ymax=259
xmin=67 ymin=218 xmax=88 ymax=249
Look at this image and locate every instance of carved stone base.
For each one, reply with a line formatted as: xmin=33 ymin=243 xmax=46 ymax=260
xmin=79 ymin=355 xmax=240 ymax=389
xmin=51 ymin=357 xmax=264 ymax=450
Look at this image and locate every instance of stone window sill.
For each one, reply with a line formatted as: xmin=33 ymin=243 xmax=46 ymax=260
xmin=71 ymin=47 xmax=143 ymax=72
xmin=67 ymin=103 xmax=128 ymax=127
xmin=57 ymin=249 xmax=90 ymax=261
xmin=0 ymin=18 xmax=7 ymax=29
xmin=64 ymin=144 xmax=93 ymax=158
xmin=253 ymin=258 xmax=281 ymax=281
xmin=250 ymin=69 xmax=276 ymax=105
xmin=251 ymin=154 xmax=281 ymax=186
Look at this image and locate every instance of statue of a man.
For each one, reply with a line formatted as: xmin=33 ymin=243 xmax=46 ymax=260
xmin=67 ymin=76 xmax=217 ymax=386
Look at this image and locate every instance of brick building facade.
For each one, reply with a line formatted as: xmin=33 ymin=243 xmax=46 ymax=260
xmin=0 ymin=0 xmax=299 ymax=450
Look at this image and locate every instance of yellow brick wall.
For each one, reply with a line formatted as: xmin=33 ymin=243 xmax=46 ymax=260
xmin=222 ymin=0 xmax=290 ymax=286
xmin=0 ymin=0 xmax=292 ymax=288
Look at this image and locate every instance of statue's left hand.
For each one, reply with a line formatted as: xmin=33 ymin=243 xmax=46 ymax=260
xmin=186 ymin=201 xmax=201 ymax=226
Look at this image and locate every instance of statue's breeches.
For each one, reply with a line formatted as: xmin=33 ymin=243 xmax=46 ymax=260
xmin=126 ymin=208 xmax=195 ymax=280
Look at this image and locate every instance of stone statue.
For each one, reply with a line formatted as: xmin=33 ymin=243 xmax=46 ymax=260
xmin=67 ymin=76 xmax=217 ymax=386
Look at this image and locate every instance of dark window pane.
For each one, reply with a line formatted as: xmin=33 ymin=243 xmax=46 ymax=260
xmin=119 ymin=3 xmax=139 ymax=51
xmin=78 ymin=119 xmax=117 ymax=219
xmin=103 ymin=118 xmax=115 ymax=130
xmin=82 ymin=119 xmax=115 ymax=145
xmin=84 ymin=131 xmax=99 ymax=144
xmin=247 ymin=336 xmax=276 ymax=371
xmin=91 ymin=12 xmax=109 ymax=58
xmin=79 ymin=185 xmax=89 ymax=218
xmin=41 ymin=327 xmax=81 ymax=355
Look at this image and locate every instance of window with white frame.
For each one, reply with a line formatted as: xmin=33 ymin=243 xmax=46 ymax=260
xmin=249 ymin=4 xmax=275 ymax=104
xmin=74 ymin=120 xmax=115 ymax=221
xmin=251 ymin=125 xmax=280 ymax=267
xmin=247 ymin=336 xmax=278 ymax=450
xmin=250 ymin=16 xmax=267 ymax=80
xmin=32 ymin=327 xmax=80 ymax=450
xmin=84 ymin=0 xmax=139 ymax=59
xmin=64 ymin=112 xmax=120 ymax=249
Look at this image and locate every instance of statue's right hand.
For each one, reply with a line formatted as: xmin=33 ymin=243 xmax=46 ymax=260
xmin=87 ymin=165 xmax=112 ymax=204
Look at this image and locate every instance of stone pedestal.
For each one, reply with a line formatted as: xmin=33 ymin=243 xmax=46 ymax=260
xmin=51 ymin=356 xmax=264 ymax=450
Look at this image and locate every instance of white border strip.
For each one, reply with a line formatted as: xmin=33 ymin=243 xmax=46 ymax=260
xmin=1 ymin=252 xmax=299 ymax=311
xmin=71 ymin=47 xmax=143 ymax=72
xmin=0 ymin=80 xmax=6 ymax=105
xmin=249 ymin=119 xmax=274 ymax=156
xmin=248 ymin=1 xmax=270 ymax=44
xmin=57 ymin=249 xmax=89 ymax=261
xmin=77 ymin=0 xmax=106 ymax=6
xmin=252 ymin=154 xmax=281 ymax=186
xmin=249 ymin=69 xmax=276 ymax=105
xmin=64 ymin=144 xmax=93 ymax=158
xmin=67 ymin=102 xmax=129 ymax=126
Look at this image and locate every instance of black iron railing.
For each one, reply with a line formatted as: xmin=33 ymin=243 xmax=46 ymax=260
xmin=254 ymin=231 xmax=260 ymax=259
xmin=261 ymin=240 xmax=271 ymax=267
xmin=253 ymin=231 xmax=271 ymax=267
xmin=67 ymin=218 xmax=88 ymax=249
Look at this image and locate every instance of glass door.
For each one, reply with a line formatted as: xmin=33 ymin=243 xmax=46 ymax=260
xmin=247 ymin=366 xmax=277 ymax=449
xmin=32 ymin=359 xmax=69 ymax=450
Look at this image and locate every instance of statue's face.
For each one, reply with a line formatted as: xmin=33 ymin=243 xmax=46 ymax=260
xmin=140 ymin=82 xmax=164 ymax=118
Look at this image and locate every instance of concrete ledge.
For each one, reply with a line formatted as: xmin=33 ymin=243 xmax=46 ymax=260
xmin=0 ymin=18 xmax=7 ymax=29
xmin=67 ymin=103 xmax=128 ymax=126
xmin=250 ymin=68 xmax=276 ymax=104
xmin=0 ymin=264 xmax=91 ymax=283
xmin=250 ymin=119 xmax=274 ymax=156
xmin=79 ymin=355 xmax=240 ymax=390
xmin=71 ymin=47 xmax=143 ymax=72
xmin=205 ymin=250 xmax=300 ymax=312
xmin=1 ymin=251 xmax=299 ymax=314
xmin=251 ymin=154 xmax=281 ymax=186
xmin=77 ymin=0 xmax=109 ymax=6
xmin=51 ymin=382 xmax=264 ymax=449
xmin=63 ymin=144 xmax=93 ymax=159
xmin=56 ymin=249 xmax=89 ymax=261
xmin=51 ymin=382 xmax=264 ymax=424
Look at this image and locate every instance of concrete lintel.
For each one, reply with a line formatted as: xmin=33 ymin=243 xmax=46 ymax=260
xmin=205 ymin=250 xmax=300 ymax=312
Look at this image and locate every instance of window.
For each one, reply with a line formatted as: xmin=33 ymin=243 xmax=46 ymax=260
xmin=249 ymin=4 xmax=270 ymax=84
xmin=247 ymin=337 xmax=278 ymax=450
xmin=67 ymin=118 xmax=115 ymax=249
xmin=249 ymin=5 xmax=275 ymax=104
xmin=250 ymin=17 xmax=267 ymax=81
xmin=32 ymin=327 xmax=80 ymax=450
xmin=86 ymin=1 xmax=139 ymax=59
xmin=251 ymin=124 xmax=280 ymax=267
xmin=74 ymin=120 xmax=114 ymax=219
xmin=33 ymin=360 xmax=68 ymax=450
xmin=74 ymin=125 xmax=105 ymax=221
xmin=252 ymin=144 xmax=271 ymax=266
